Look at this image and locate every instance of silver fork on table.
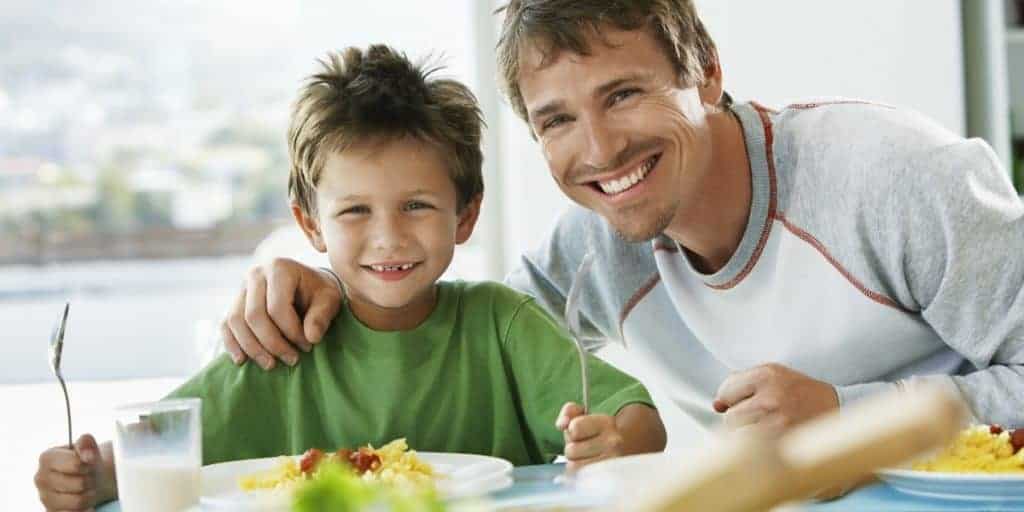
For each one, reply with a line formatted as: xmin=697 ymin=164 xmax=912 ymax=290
xmin=564 ymin=253 xmax=595 ymax=413
xmin=48 ymin=302 xmax=73 ymax=448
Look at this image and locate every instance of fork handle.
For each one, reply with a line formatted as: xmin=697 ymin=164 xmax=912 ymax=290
xmin=58 ymin=377 xmax=73 ymax=448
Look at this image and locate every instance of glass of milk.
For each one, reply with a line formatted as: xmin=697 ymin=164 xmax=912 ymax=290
xmin=113 ymin=398 xmax=201 ymax=512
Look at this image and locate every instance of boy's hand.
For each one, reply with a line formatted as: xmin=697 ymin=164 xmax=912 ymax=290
xmin=35 ymin=434 xmax=110 ymax=512
xmin=221 ymin=258 xmax=343 ymax=370
xmin=556 ymin=402 xmax=625 ymax=472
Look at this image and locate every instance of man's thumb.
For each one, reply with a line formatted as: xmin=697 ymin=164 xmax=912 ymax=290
xmin=304 ymin=289 xmax=340 ymax=343
xmin=74 ymin=433 xmax=99 ymax=464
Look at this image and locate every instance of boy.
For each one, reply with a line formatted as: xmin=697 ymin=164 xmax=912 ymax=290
xmin=34 ymin=44 xmax=665 ymax=511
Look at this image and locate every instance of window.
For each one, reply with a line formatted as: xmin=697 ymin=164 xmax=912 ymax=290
xmin=2 ymin=2 xmax=476 ymax=509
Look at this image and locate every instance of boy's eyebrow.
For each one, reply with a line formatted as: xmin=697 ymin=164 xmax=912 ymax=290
xmin=527 ymin=71 xmax=656 ymax=121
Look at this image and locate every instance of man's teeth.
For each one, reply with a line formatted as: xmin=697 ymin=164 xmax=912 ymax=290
xmin=597 ymin=156 xmax=656 ymax=195
xmin=370 ymin=263 xmax=415 ymax=272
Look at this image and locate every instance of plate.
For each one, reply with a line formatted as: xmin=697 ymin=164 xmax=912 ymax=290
xmin=876 ymin=468 xmax=1024 ymax=501
xmin=200 ymin=452 xmax=513 ymax=510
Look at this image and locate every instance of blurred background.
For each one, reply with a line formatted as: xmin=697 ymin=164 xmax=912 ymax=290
xmin=2 ymin=1 xmax=1023 ymax=509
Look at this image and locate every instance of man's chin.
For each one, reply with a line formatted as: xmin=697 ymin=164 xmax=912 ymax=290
xmin=605 ymin=210 xmax=674 ymax=243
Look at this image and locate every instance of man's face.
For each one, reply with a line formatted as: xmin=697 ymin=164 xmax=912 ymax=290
xmin=518 ymin=26 xmax=713 ymax=242
xmin=304 ymin=138 xmax=477 ymax=320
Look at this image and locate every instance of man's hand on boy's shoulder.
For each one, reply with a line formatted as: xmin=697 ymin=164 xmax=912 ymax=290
xmin=221 ymin=257 xmax=343 ymax=370
xmin=556 ymin=402 xmax=667 ymax=471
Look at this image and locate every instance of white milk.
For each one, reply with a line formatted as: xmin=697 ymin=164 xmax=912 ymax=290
xmin=116 ymin=455 xmax=200 ymax=512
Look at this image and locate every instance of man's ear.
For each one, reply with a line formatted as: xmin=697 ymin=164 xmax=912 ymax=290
xmin=697 ymin=51 xmax=725 ymax=106
xmin=291 ymin=203 xmax=327 ymax=253
xmin=455 ymin=194 xmax=483 ymax=245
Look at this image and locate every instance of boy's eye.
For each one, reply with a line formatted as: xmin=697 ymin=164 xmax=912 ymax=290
xmin=339 ymin=205 xmax=369 ymax=216
xmin=609 ymin=88 xmax=640 ymax=106
xmin=404 ymin=200 xmax=433 ymax=211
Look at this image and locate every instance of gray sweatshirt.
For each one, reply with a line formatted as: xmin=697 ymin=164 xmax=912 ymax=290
xmin=506 ymin=100 xmax=1024 ymax=428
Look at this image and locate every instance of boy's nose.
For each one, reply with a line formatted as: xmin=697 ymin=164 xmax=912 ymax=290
xmin=369 ymin=215 xmax=409 ymax=250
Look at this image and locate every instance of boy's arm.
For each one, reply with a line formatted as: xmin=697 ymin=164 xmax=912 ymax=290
xmin=614 ymin=403 xmax=667 ymax=455
xmin=501 ymin=297 xmax=661 ymax=462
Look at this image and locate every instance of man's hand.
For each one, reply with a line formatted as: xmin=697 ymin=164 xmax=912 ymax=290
xmin=713 ymin=363 xmax=839 ymax=437
xmin=222 ymin=258 xmax=343 ymax=370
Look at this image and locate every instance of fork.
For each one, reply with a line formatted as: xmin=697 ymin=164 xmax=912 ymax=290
xmin=564 ymin=252 xmax=595 ymax=414
xmin=48 ymin=302 xmax=72 ymax=449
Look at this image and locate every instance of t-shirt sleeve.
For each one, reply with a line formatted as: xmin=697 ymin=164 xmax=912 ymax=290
xmin=164 ymin=355 xmax=292 ymax=464
xmin=500 ymin=297 xmax=655 ymax=462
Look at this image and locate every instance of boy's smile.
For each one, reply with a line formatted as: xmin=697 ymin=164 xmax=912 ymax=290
xmin=295 ymin=136 xmax=480 ymax=331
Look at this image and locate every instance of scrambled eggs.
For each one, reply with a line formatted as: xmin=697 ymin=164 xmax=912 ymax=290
xmin=913 ymin=425 xmax=1024 ymax=473
xmin=238 ymin=438 xmax=434 ymax=491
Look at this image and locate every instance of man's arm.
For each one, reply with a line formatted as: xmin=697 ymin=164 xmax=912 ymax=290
xmin=837 ymin=139 xmax=1024 ymax=427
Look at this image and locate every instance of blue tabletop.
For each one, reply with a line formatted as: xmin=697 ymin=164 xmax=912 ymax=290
xmin=98 ymin=464 xmax=1024 ymax=511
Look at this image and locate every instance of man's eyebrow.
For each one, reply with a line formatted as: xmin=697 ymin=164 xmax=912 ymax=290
xmin=528 ymin=71 xmax=657 ymax=121
xmin=529 ymin=100 xmax=566 ymax=122
xmin=594 ymin=72 xmax=655 ymax=97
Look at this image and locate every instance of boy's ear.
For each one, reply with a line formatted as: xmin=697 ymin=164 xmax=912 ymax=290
xmin=291 ymin=203 xmax=327 ymax=253
xmin=455 ymin=194 xmax=483 ymax=245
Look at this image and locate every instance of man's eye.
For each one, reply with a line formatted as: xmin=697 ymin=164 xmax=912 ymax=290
xmin=610 ymin=88 xmax=640 ymax=105
xmin=542 ymin=115 xmax=570 ymax=132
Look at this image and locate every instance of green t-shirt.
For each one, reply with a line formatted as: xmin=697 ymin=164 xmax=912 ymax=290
xmin=167 ymin=280 xmax=653 ymax=466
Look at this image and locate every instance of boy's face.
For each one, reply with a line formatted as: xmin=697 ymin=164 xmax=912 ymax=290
xmin=517 ymin=26 xmax=719 ymax=242
xmin=295 ymin=137 xmax=480 ymax=326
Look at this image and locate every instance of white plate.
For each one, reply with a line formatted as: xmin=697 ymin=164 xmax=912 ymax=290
xmin=876 ymin=468 xmax=1024 ymax=501
xmin=200 ymin=452 xmax=513 ymax=510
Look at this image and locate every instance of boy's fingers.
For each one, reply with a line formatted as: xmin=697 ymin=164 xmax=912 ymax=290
xmin=565 ymin=414 xmax=610 ymax=442
xmin=38 ymin=487 xmax=96 ymax=511
xmin=46 ymin=471 xmax=93 ymax=493
xmin=39 ymin=448 xmax=85 ymax=474
xmin=556 ymin=402 xmax=584 ymax=431
xmin=303 ymin=287 xmax=341 ymax=344
xmin=265 ymin=260 xmax=309 ymax=348
xmin=245 ymin=269 xmax=299 ymax=366
xmin=74 ymin=434 xmax=99 ymax=465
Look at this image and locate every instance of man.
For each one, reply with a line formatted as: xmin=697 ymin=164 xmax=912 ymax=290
xmin=222 ymin=0 xmax=1024 ymax=436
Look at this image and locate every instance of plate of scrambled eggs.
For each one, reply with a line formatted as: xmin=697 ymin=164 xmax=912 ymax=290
xmin=199 ymin=438 xmax=513 ymax=510
xmin=877 ymin=424 xmax=1024 ymax=501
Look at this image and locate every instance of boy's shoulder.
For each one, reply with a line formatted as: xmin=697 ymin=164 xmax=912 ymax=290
xmin=446 ymin=279 xmax=535 ymax=312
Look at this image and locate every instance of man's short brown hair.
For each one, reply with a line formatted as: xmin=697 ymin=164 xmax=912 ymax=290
xmin=496 ymin=0 xmax=727 ymax=123
xmin=288 ymin=45 xmax=485 ymax=217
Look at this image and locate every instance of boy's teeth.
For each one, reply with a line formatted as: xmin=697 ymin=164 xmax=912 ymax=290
xmin=597 ymin=156 xmax=655 ymax=195
xmin=370 ymin=263 xmax=415 ymax=272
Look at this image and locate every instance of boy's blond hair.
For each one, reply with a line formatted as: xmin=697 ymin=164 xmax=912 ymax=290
xmin=496 ymin=0 xmax=728 ymax=124
xmin=288 ymin=45 xmax=485 ymax=217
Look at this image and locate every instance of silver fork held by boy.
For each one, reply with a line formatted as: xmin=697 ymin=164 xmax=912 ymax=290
xmin=564 ymin=252 xmax=595 ymax=414
xmin=49 ymin=302 xmax=73 ymax=448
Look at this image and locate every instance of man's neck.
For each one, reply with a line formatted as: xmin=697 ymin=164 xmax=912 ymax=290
xmin=663 ymin=108 xmax=752 ymax=274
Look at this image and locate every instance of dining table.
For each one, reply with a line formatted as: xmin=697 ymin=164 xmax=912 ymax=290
xmin=95 ymin=462 xmax=1024 ymax=511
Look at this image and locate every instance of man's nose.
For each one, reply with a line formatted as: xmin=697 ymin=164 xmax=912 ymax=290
xmin=580 ymin=114 xmax=626 ymax=171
